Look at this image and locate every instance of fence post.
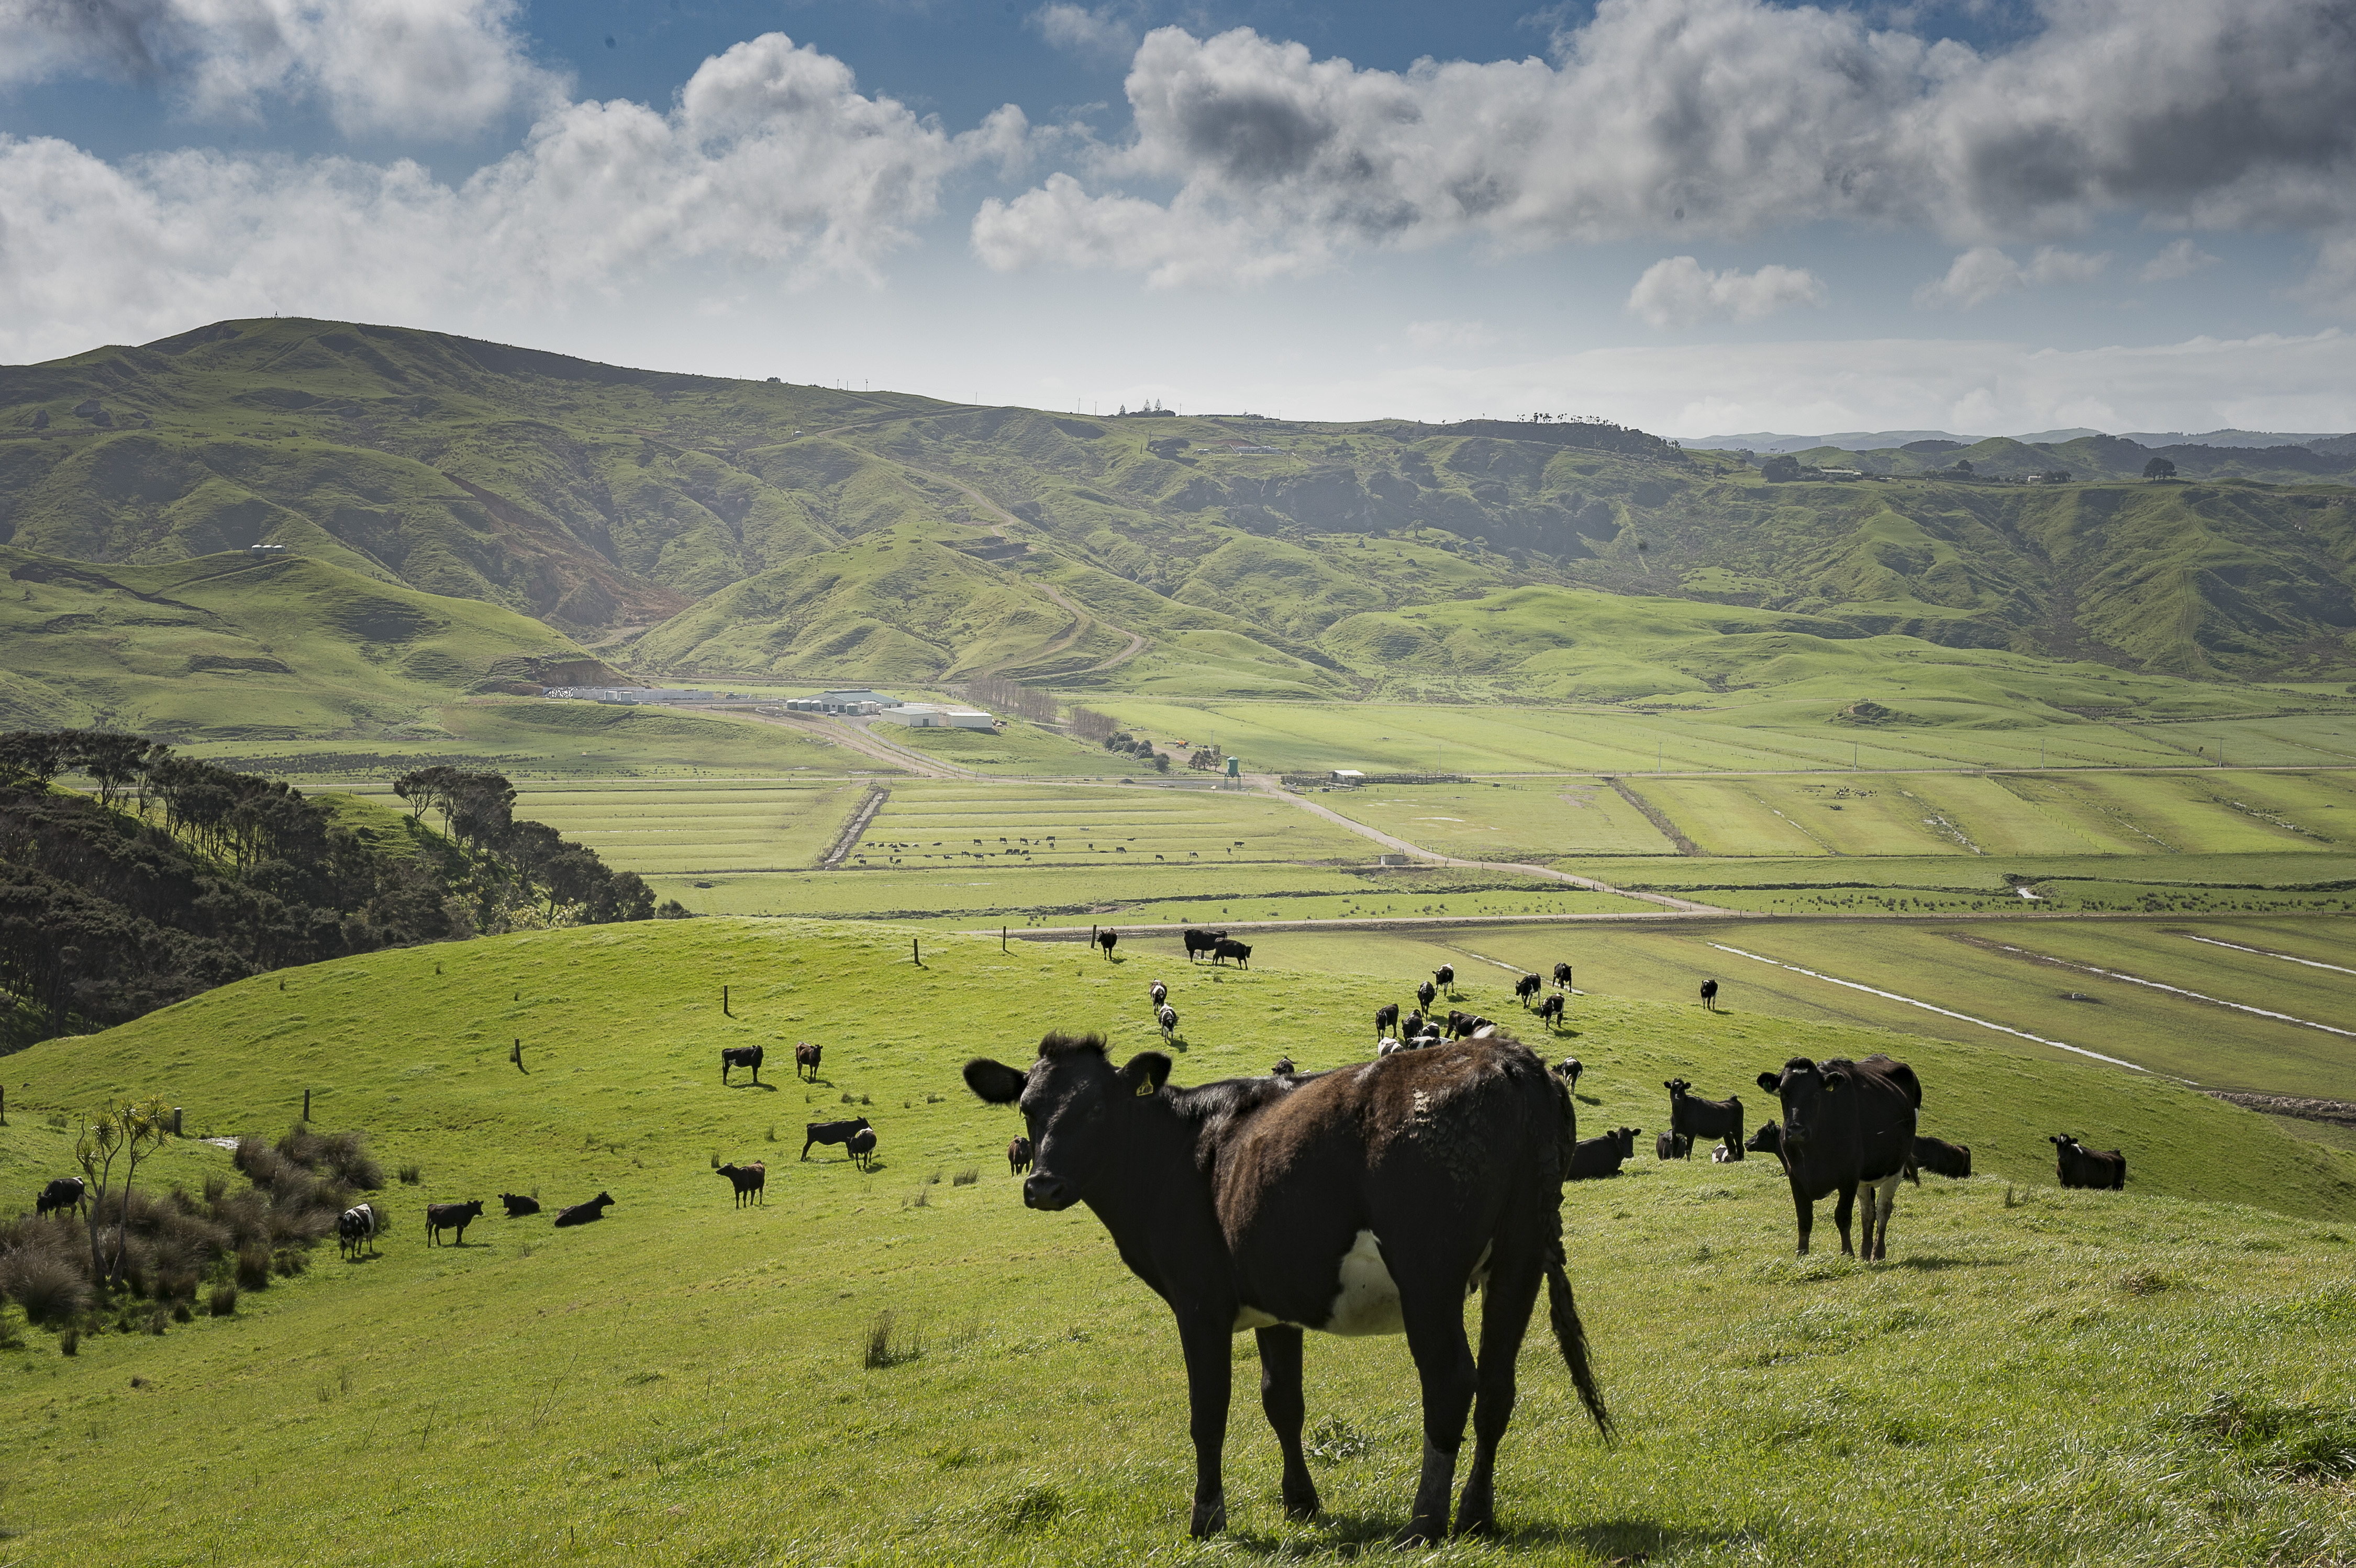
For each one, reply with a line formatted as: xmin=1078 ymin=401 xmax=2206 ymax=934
xmin=172 ymin=1106 xmax=183 ymax=1136
xmin=723 ymin=985 xmax=731 ymax=1016
xmin=912 ymin=937 xmax=921 ymax=966
xmin=302 ymin=1087 xmax=311 ymax=1122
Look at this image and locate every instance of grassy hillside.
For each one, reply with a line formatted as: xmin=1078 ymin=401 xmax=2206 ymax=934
xmin=0 ymin=920 xmax=2350 ymax=1565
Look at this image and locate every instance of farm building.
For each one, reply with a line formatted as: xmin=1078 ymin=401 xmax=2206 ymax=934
xmin=1329 ymin=769 xmax=1365 ymax=786
xmin=543 ymin=686 xmax=727 ymax=704
xmin=878 ymin=703 xmax=996 ymax=730
xmin=785 ymin=689 xmax=903 ymax=714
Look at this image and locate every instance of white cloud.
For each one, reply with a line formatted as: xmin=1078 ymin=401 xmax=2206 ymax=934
xmin=1030 ymin=3 xmax=1139 ymax=62
xmin=0 ymin=34 xmax=1032 ymax=361
xmin=1625 ymin=256 xmax=1823 ymax=328
xmin=2292 ymin=231 xmax=2356 ymax=317
xmin=0 ymin=0 xmax=564 ymax=138
xmin=1915 ymin=244 xmax=2110 ymax=308
xmin=2138 ymin=237 xmax=2221 ymax=283
xmin=973 ymin=0 xmax=2356 ymax=282
xmin=1405 ymin=319 xmax=1499 ymax=350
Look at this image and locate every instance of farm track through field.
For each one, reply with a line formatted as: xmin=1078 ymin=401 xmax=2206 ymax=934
xmin=819 ymin=786 xmax=890 ymax=870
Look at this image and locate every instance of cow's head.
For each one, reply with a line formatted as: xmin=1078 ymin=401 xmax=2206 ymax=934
xmin=1664 ymin=1078 xmax=1689 ymax=1098
xmin=2048 ymin=1133 xmax=2077 ymax=1154
xmin=964 ymin=1032 xmax=1171 ymax=1212
xmin=1757 ymin=1059 xmax=1847 ymax=1151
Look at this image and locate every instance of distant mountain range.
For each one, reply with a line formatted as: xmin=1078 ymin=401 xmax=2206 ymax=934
xmin=1699 ymin=428 xmax=2356 ymax=455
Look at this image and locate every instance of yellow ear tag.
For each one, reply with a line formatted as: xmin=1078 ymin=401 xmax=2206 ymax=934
xmin=1135 ymin=1078 xmax=1154 ymax=1097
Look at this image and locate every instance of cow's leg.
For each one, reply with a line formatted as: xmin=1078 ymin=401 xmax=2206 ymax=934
xmin=1455 ymin=1255 xmax=1542 ymax=1537
xmin=1833 ymin=1182 xmax=1858 ymax=1256
xmin=1787 ymin=1178 xmax=1813 ymax=1256
xmin=1870 ymin=1174 xmax=1898 ymax=1260
xmin=1174 ymin=1315 xmax=1231 ymax=1537
xmin=801 ymin=1139 xmax=814 ymax=1161
xmin=1398 ymin=1289 xmax=1477 ymax=1544
xmin=1254 ymin=1325 xmax=1319 ymax=1520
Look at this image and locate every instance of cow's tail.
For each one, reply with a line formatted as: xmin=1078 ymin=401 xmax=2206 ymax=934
xmin=1544 ymin=1252 xmax=1614 ymax=1443
xmin=1903 ymin=1159 xmax=1920 ymax=1186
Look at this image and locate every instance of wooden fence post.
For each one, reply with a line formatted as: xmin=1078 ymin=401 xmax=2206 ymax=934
xmin=302 ymin=1087 xmax=311 ymax=1122
xmin=172 ymin=1106 xmax=183 ymax=1136
xmin=912 ymin=937 xmax=921 ymax=966
xmin=723 ymin=985 xmax=731 ymax=1016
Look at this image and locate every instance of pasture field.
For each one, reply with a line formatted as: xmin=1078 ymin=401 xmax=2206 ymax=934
xmin=852 ymin=781 xmax=1378 ymax=869
xmin=490 ymin=782 xmax=872 ymax=874
xmin=1316 ymin=780 xmax=1677 ymax=860
xmin=877 ymin=718 xmax=1122 ymax=775
xmin=2 ymin=919 xmax=2353 ymax=1568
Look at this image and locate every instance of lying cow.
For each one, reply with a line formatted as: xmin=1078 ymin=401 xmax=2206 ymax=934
xmin=803 ymin=1116 xmax=872 ymax=1161
xmin=2050 ymin=1134 xmax=2125 ymax=1190
xmin=338 ymin=1203 xmax=381 ymax=1259
xmin=553 ymin=1192 xmax=615 ymax=1227
xmin=717 ymin=1161 xmax=766 ymax=1207
xmin=1655 ymin=1131 xmax=1691 ymax=1161
xmin=1912 ymin=1135 xmax=1972 ymax=1180
xmin=425 ymin=1198 xmax=484 ymax=1247
xmin=1746 ymin=1121 xmax=1783 ymax=1160
xmin=1568 ymin=1127 xmax=1640 ymax=1180
xmin=721 ymin=1044 xmax=764 ymax=1086
xmin=35 ymin=1176 xmax=87 ymax=1219
xmin=1664 ymin=1078 xmax=1743 ymax=1161
xmin=499 ymin=1192 xmax=540 ymax=1218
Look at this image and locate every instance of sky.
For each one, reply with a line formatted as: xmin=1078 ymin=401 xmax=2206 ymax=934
xmin=4 ymin=0 xmax=2355 ymax=439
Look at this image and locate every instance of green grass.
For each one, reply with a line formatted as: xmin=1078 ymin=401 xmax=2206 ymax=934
xmin=883 ymin=718 xmax=1122 ymax=774
xmin=1 ymin=919 xmax=2352 ymax=1565
xmin=1316 ymin=780 xmax=1678 ymax=860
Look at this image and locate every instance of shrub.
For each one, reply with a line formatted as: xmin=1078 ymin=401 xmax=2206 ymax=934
xmin=208 ymin=1285 xmax=237 ymax=1317
xmin=0 ymin=1249 xmax=90 ymax=1326
xmin=171 ymin=1302 xmax=193 ymax=1323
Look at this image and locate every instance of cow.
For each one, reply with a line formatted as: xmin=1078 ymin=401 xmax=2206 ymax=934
xmin=1551 ymin=962 xmax=1573 ymax=989
xmin=1433 ymin=963 xmax=1456 ymax=997
xmin=1663 ymin=1079 xmax=1743 ymax=1161
xmin=794 ymin=1042 xmax=823 ymax=1082
xmin=338 ymin=1203 xmax=381 ymax=1259
xmin=1098 ymin=929 xmax=1120 ymax=960
xmin=35 ymin=1176 xmax=87 ymax=1219
xmin=1375 ymin=1002 xmax=1400 ymax=1038
xmin=1514 ymin=974 xmax=1542 ymax=1008
xmin=1213 ymin=939 xmax=1252 ymax=969
xmin=1655 ymin=1132 xmax=1691 ymax=1161
xmin=1699 ymin=979 xmax=1720 ymax=1011
xmin=1455 ymin=1015 xmax=1496 ymax=1040
xmin=1755 ymin=1055 xmax=1920 ymax=1260
xmin=1535 ymin=994 xmax=1565 ymax=1029
xmin=1183 ymin=927 xmax=1226 ymax=962
xmin=1566 ymin=1128 xmax=1640 ymax=1180
xmin=718 ymin=1161 xmax=765 ymax=1207
xmin=1160 ymin=1004 xmax=1180 ymax=1043
xmin=962 ymin=1030 xmax=1610 ymax=1542
xmin=1745 ymin=1121 xmax=1782 ymax=1160
xmin=1377 ymin=1038 xmax=1405 ymax=1057
xmin=425 ymin=1199 xmax=484 ymax=1247
xmin=1272 ymin=1057 xmax=1296 ymax=1080
xmin=1009 ymin=1136 xmax=1034 ymax=1175
xmin=1417 ymin=980 xmax=1438 ymax=1012
xmin=802 ymin=1116 xmax=872 ymax=1161
xmin=499 ymin=1193 xmax=540 ymax=1218
xmin=721 ymin=1044 xmax=764 ymax=1085
xmin=1912 ymin=1135 xmax=1972 ymax=1180
xmin=1552 ymin=1058 xmax=1582 ymax=1091
xmin=1710 ymin=1145 xmax=1735 ymax=1164
xmin=553 ymin=1192 xmax=615 ymax=1227
xmin=1151 ymin=980 xmax=1169 ymax=1008
xmin=2050 ymin=1134 xmax=2125 ymax=1190
xmin=847 ymin=1127 xmax=879 ymax=1170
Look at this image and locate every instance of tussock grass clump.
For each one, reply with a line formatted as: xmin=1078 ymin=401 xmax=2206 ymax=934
xmin=207 ymin=1285 xmax=236 ymax=1317
xmin=397 ymin=1163 xmax=421 ymax=1185
xmin=861 ymin=1310 xmax=922 ymax=1369
xmin=991 ymin=1482 xmax=1065 ymax=1533
xmin=952 ymin=1167 xmax=979 ymax=1187
xmin=2168 ymin=1391 xmax=2356 ymax=1482
xmin=267 ymin=1124 xmax=384 ymax=1191
xmin=58 ymin=1327 xmax=78 ymax=1356
xmin=234 ymin=1247 xmax=271 ymax=1291
xmin=0 ymin=1227 xmax=91 ymax=1324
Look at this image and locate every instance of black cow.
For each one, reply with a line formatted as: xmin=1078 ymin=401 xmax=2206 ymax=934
xmin=2050 ymin=1134 xmax=2126 ymax=1190
xmin=1745 ymin=1121 xmax=1782 ymax=1160
xmin=1098 ymin=929 xmax=1120 ymax=960
xmin=721 ymin=1044 xmax=764 ymax=1085
xmin=35 ymin=1176 xmax=87 ymax=1219
xmin=802 ymin=1116 xmax=872 ymax=1161
xmin=718 ymin=1161 xmax=765 ymax=1206
xmin=1151 ymin=980 xmax=1169 ymax=1008
xmin=847 ymin=1127 xmax=879 ymax=1170
xmin=1663 ymin=1078 xmax=1743 ymax=1160
xmin=1375 ymin=1002 xmax=1399 ymax=1038
xmin=1271 ymin=1057 xmax=1296 ymax=1080
xmin=1184 ymin=928 xmax=1226 ymax=962
xmin=964 ymin=1030 xmax=1610 ymax=1542
xmin=1535 ymin=994 xmax=1565 ymax=1029
xmin=1433 ymin=963 xmax=1456 ymax=997
xmin=1417 ymin=980 xmax=1438 ymax=1011
xmin=499 ymin=1193 xmax=540 ymax=1218
xmin=553 ymin=1192 xmax=615 ymax=1227
xmin=1551 ymin=962 xmax=1573 ymax=988
xmin=1514 ymin=974 xmax=1541 ymax=1008
xmin=338 ymin=1203 xmax=381 ymax=1259
xmin=1566 ymin=1127 xmax=1639 ymax=1180
xmin=1551 ymin=1058 xmax=1581 ymax=1090
xmin=1008 ymin=1136 xmax=1034 ymax=1175
xmin=1213 ymin=939 xmax=1252 ymax=969
xmin=425 ymin=1199 xmax=484 ymax=1246
xmin=1655 ymin=1132 xmax=1691 ymax=1161
xmin=1756 ymin=1056 xmax=1920 ymax=1259
xmin=1159 ymin=1004 xmax=1180 ymax=1043
xmin=1912 ymin=1135 xmax=1972 ymax=1180
xmin=1699 ymin=979 xmax=1720 ymax=1011
xmin=794 ymin=1042 xmax=823 ymax=1081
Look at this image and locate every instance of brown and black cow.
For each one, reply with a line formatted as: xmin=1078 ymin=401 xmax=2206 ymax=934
xmin=717 ymin=1161 xmax=766 ymax=1207
xmin=794 ymin=1042 xmax=823 ymax=1082
xmin=1755 ymin=1055 xmax=1919 ymax=1260
xmin=2050 ymin=1135 xmax=2125 ymax=1189
xmin=1911 ymin=1135 xmax=1972 ymax=1180
xmin=964 ymin=1030 xmax=1610 ymax=1544
xmin=1007 ymin=1136 xmax=1034 ymax=1176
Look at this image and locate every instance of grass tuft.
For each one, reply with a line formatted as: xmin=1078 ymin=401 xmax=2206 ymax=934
xmin=2168 ymin=1391 xmax=2356 ymax=1481
xmin=952 ymin=1167 xmax=979 ymax=1187
xmin=207 ymin=1285 xmax=236 ymax=1317
xmin=861 ymin=1310 xmax=922 ymax=1369
xmin=1305 ymin=1415 xmax=1370 ymax=1463
xmin=397 ymin=1163 xmax=421 ymax=1186
xmin=991 ymin=1483 xmax=1065 ymax=1533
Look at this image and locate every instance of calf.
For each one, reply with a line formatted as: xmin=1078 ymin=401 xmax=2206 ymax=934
xmin=1433 ymin=963 xmax=1456 ymax=997
xmin=847 ymin=1127 xmax=879 ymax=1170
xmin=802 ymin=1116 xmax=872 ymax=1161
xmin=35 ymin=1176 xmax=87 ymax=1219
xmin=1551 ymin=962 xmax=1573 ymax=988
xmin=425 ymin=1198 xmax=484 ymax=1247
xmin=1655 ymin=1131 xmax=1691 ymax=1161
xmin=1514 ymin=974 xmax=1542 ymax=1008
xmin=1183 ymin=927 xmax=1226 ymax=962
xmin=1756 ymin=1055 xmax=1920 ymax=1259
xmin=1912 ymin=1135 xmax=1972 ymax=1180
xmin=1698 ymin=979 xmax=1719 ymax=1011
xmin=1663 ymin=1078 xmax=1743 ymax=1161
xmin=338 ymin=1203 xmax=381 ymax=1259
xmin=2050 ymin=1134 xmax=2125 ymax=1190
xmin=1567 ymin=1127 xmax=1640 ymax=1180
xmin=1552 ymin=1058 xmax=1582 ymax=1091
xmin=498 ymin=1192 xmax=540 ymax=1218
xmin=1710 ymin=1145 xmax=1735 ymax=1164
xmin=794 ymin=1041 xmax=823 ymax=1082
xmin=553 ymin=1192 xmax=615 ymax=1227
xmin=1151 ymin=980 xmax=1169 ymax=1008
xmin=1416 ymin=980 xmax=1438 ymax=1012
xmin=1008 ymin=1136 xmax=1034 ymax=1175
xmin=1535 ymin=994 xmax=1565 ymax=1029
xmin=1375 ymin=1002 xmax=1399 ymax=1038
xmin=1159 ymin=1004 xmax=1180 ymax=1043
xmin=1098 ymin=929 xmax=1120 ymax=960
xmin=962 ymin=1029 xmax=1609 ymax=1542
xmin=717 ymin=1161 xmax=766 ymax=1207
xmin=721 ymin=1043 xmax=764 ymax=1085
xmin=1213 ymin=938 xmax=1252 ymax=969
xmin=1745 ymin=1121 xmax=1782 ymax=1159
xmin=1271 ymin=1057 xmax=1296 ymax=1080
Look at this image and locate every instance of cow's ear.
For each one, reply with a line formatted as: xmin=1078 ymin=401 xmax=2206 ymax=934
xmin=1822 ymin=1070 xmax=1849 ymax=1091
xmin=963 ymin=1058 xmax=1028 ymax=1105
xmin=1118 ymin=1051 xmax=1173 ymax=1097
xmin=1755 ymin=1072 xmax=1780 ymax=1092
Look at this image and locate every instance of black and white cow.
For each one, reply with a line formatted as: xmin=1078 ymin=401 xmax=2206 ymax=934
xmin=35 ymin=1176 xmax=87 ymax=1219
xmin=1535 ymin=994 xmax=1565 ymax=1029
xmin=338 ymin=1203 xmax=381 ymax=1258
xmin=1755 ymin=1056 xmax=1920 ymax=1260
xmin=2050 ymin=1135 xmax=2125 ymax=1190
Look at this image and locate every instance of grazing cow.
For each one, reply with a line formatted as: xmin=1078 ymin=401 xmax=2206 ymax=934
xmin=1151 ymin=980 xmax=1169 ymax=1008
xmin=1375 ymin=1002 xmax=1400 ymax=1038
xmin=1098 ymin=929 xmax=1120 ymax=960
xmin=1710 ymin=1145 xmax=1735 ymax=1164
xmin=1551 ymin=962 xmax=1573 ymax=989
xmin=1663 ymin=1079 xmax=1744 ymax=1161
xmin=498 ymin=1193 xmax=540 ymax=1218
xmin=1417 ymin=980 xmax=1438 ymax=1012
xmin=1183 ymin=928 xmax=1227 ymax=962
xmin=1655 ymin=1132 xmax=1691 ymax=1161
xmin=1433 ymin=963 xmax=1457 ymax=997
xmin=1535 ymin=994 xmax=1565 ymax=1029
xmin=847 ymin=1127 xmax=879 ymax=1170
xmin=962 ymin=1030 xmax=1609 ymax=1542
xmin=1566 ymin=1128 xmax=1640 ymax=1180
xmin=721 ymin=1043 xmax=765 ymax=1085
xmin=553 ymin=1192 xmax=615 ymax=1227
xmin=1912 ymin=1135 xmax=1972 ymax=1180
xmin=794 ymin=1041 xmax=823 ymax=1082
xmin=1698 ymin=979 xmax=1720 ymax=1011
xmin=2050 ymin=1134 xmax=2125 ymax=1190
xmin=1009 ymin=1136 xmax=1035 ymax=1175
xmin=717 ymin=1161 xmax=766 ymax=1207
xmin=1213 ymin=938 xmax=1252 ymax=969
xmin=1551 ymin=1058 xmax=1582 ymax=1091
xmin=1272 ymin=1057 xmax=1295 ymax=1079
xmin=1160 ymin=1004 xmax=1180 ymax=1043
xmin=1458 ymin=1015 xmax=1496 ymax=1040
xmin=802 ymin=1116 xmax=872 ymax=1161
xmin=338 ymin=1203 xmax=380 ymax=1259
xmin=425 ymin=1199 xmax=485 ymax=1247
xmin=1755 ymin=1056 xmax=1920 ymax=1259
xmin=35 ymin=1176 xmax=87 ymax=1219
xmin=1514 ymin=974 xmax=1542 ymax=1008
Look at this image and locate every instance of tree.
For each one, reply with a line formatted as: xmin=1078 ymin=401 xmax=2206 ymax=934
xmin=2143 ymin=456 xmax=2177 ymax=480
xmin=1951 ymin=460 xmax=1975 ymax=475
xmin=75 ymin=1096 xmax=174 ymax=1288
xmin=1761 ymin=454 xmax=1800 ymax=482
